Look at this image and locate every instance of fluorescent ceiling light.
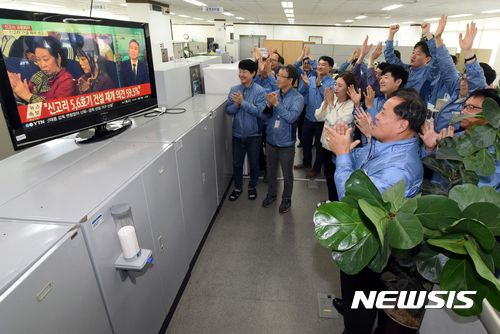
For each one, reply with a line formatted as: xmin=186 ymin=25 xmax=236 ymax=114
xmin=193 ymin=17 xmax=203 ymax=20
xmin=284 ymin=9 xmax=293 ymax=14
xmin=382 ymin=4 xmax=403 ymax=11
xmin=178 ymin=15 xmax=191 ymax=18
xmin=222 ymin=12 xmax=234 ymax=16
xmin=424 ymin=18 xmax=440 ymax=21
xmin=183 ymin=0 xmax=206 ymax=6
xmin=30 ymin=2 xmax=65 ymax=7
xmin=207 ymin=20 xmax=215 ymax=22
xmin=235 ymin=17 xmax=244 ymax=20
xmin=355 ymin=15 xmax=367 ymax=19
xmin=481 ymin=9 xmax=500 ymax=13
xmin=402 ymin=21 xmax=415 ymax=24
xmin=345 ymin=19 xmax=354 ymax=23
xmin=286 ymin=14 xmax=294 ymax=18
xmin=249 ymin=21 xmax=255 ymax=23
xmin=281 ymin=2 xmax=293 ymax=8
xmin=170 ymin=12 xmax=175 ymax=15
xmin=448 ymin=14 xmax=472 ymax=18
xmin=120 ymin=3 xmax=127 ymax=6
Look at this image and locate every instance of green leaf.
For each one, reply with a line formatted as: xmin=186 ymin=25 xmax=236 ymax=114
xmin=464 ymin=238 xmax=500 ymax=297
xmin=415 ymin=196 xmax=460 ymax=229
xmin=447 ymin=218 xmax=495 ymax=250
xmin=414 ymin=242 xmax=449 ymax=283
xmin=314 ymin=202 xmax=370 ymax=251
xmin=341 ymin=195 xmax=359 ymax=209
xmin=388 ymin=213 xmax=424 ymax=249
xmin=440 ymin=256 xmax=488 ymax=317
xmin=476 ymin=148 xmax=496 ymax=176
xmin=423 ymin=226 xmax=444 ymax=237
xmin=493 ymin=141 xmax=500 ymax=160
xmin=331 ymin=233 xmax=379 ymax=275
xmin=463 ymin=155 xmax=479 ymax=171
xmin=482 ymin=186 xmax=500 ymax=209
xmin=421 ymin=154 xmax=454 ymax=179
xmin=419 ymin=179 xmax=447 ymax=196
xmin=456 ymin=135 xmax=480 ymax=157
xmin=427 ymin=234 xmax=467 ymax=255
xmin=471 ymin=123 xmax=498 ymax=148
xmin=382 ymin=179 xmax=405 ymax=213
xmin=436 ymin=146 xmax=463 ymax=162
xmin=344 ymin=170 xmax=391 ymax=211
xmin=486 ymin=280 xmax=500 ymax=312
xmin=459 ymin=168 xmax=480 ymax=186
xmin=482 ymin=97 xmax=500 ymax=128
xmin=368 ymin=232 xmax=391 ymax=273
xmin=473 ymin=239 xmax=495 ymax=273
xmin=492 ymin=242 xmax=500 ymax=270
xmin=450 ymin=113 xmax=485 ymax=124
xmin=358 ymin=199 xmax=389 ymax=247
xmin=398 ymin=197 xmax=418 ymax=214
xmin=460 ymin=202 xmax=500 ymax=225
xmin=437 ymin=217 xmax=460 ymax=232
xmin=448 ymin=184 xmax=485 ymax=210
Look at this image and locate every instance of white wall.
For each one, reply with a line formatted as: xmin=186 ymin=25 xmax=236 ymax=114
xmin=172 ymin=24 xmax=233 ymax=43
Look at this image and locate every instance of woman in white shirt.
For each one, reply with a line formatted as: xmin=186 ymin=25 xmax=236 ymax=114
xmin=315 ymin=72 xmax=356 ymax=206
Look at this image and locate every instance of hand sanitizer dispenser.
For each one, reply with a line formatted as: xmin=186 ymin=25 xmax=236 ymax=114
xmin=111 ymin=204 xmax=153 ymax=271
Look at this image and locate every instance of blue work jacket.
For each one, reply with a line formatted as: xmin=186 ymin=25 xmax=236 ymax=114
xmin=298 ymin=74 xmax=336 ymax=122
xmin=294 ymin=59 xmax=318 ymax=106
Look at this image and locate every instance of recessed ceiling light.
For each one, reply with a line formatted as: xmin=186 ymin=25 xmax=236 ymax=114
xmin=170 ymin=12 xmax=175 ymax=15
xmin=284 ymin=9 xmax=294 ymax=14
xmin=207 ymin=20 xmax=215 ymax=22
xmin=249 ymin=21 xmax=255 ymax=23
xmin=281 ymin=2 xmax=293 ymax=9
xmin=355 ymin=15 xmax=367 ymax=19
xmin=183 ymin=0 xmax=206 ymax=6
xmin=222 ymin=12 xmax=234 ymax=16
xmin=481 ymin=9 xmax=500 ymax=13
xmin=382 ymin=4 xmax=403 ymax=11
xmin=120 ymin=3 xmax=127 ymax=6
xmin=448 ymin=14 xmax=472 ymax=18
xmin=30 ymin=2 xmax=65 ymax=7
xmin=424 ymin=18 xmax=440 ymax=21
xmin=193 ymin=17 xmax=203 ymax=20
xmin=178 ymin=15 xmax=191 ymax=18
xmin=235 ymin=17 xmax=244 ymax=20
xmin=402 ymin=21 xmax=415 ymax=24
xmin=286 ymin=14 xmax=294 ymax=18
xmin=345 ymin=20 xmax=354 ymax=23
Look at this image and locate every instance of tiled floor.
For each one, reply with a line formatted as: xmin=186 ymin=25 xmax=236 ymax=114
xmin=165 ymin=145 xmax=345 ymax=334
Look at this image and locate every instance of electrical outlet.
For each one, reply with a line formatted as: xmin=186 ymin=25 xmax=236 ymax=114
xmin=158 ymin=235 xmax=164 ymax=252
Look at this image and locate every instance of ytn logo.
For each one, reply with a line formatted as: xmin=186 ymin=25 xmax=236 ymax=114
xmin=352 ymin=291 xmax=477 ymax=309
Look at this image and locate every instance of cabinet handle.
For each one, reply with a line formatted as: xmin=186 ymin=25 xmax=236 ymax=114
xmin=36 ymin=282 xmax=53 ymax=302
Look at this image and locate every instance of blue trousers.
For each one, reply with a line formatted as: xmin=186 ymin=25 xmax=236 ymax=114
xmin=232 ymin=135 xmax=261 ymax=191
xmin=302 ymin=118 xmax=324 ymax=172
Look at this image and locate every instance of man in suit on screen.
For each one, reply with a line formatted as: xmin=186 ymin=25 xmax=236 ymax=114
xmin=119 ymin=38 xmax=149 ymax=87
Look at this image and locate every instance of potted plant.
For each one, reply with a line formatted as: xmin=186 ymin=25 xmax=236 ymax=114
xmin=314 ymin=92 xmax=500 ymax=332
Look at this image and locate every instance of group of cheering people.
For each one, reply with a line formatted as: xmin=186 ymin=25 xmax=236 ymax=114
xmin=225 ymin=14 xmax=500 ymax=333
xmin=6 ymin=34 xmax=149 ymax=105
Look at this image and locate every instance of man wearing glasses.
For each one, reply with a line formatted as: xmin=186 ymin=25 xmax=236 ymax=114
xmin=261 ymin=65 xmax=304 ymax=213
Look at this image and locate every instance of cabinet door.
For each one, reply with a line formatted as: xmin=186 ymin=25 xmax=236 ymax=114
xmin=282 ymin=40 xmax=304 ymax=68
xmin=263 ymin=40 xmax=283 ymax=56
xmin=141 ymin=146 xmax=189 ymax=310
xmin=199 ymin=116 xmax=218 ymax=224
xmin=212 ymin=103 xmax=232 ymax=203
xmin=81 ymin=176 xmax=166 ymax=334
xmin=0 ymin=230 xmax=113 ymax=334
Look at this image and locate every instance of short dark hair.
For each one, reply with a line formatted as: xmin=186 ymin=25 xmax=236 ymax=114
xmin=281 ymin=64 xmax=298 ymax=85
xmin=394 ymin=50 xmax=401 ymax=60
xmin=238 ymin=59 xmax=258 ymax=77
xmin=33 ymin=36 xmax=67 ymax=67
xmin=319 ymin=56 xmax=334 ymax=68
xmin=389 ymin=88 xmax=427 ymax=133
xmin=468 ymin=89 xmax=500 ymax=108
xmin=381 ymin=65 xmax=409 ymax=89
xmin=413 ymin=41 xmax=431 ymax=58
xmin=377 ymin=62 xmax=390 ymax=72
xmin=479 ymin=63 xmax=497 ymax=86
xmin=451 ymin=55 xmax=458 ymax=65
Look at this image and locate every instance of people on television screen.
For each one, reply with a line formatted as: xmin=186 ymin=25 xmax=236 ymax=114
xmin=7 ymin=36 xmax=77 ymax=104
xmin=119 ymin=38 xmax=149 ymax=87
xmin=75 ymin=38 xmax=115 ymax=95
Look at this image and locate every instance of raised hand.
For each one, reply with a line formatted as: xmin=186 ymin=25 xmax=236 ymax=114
xmin=349 ymin=47 xmax=361 ymax=62
xmin=325 ymin=87 xmax=335 ymax=106
xmin=363 ymin=85 xmax=375 ymax=110
xmin=347 ymin=84 xmax=362 ymax=107
xmin=301 ymin=72 xmax=309 ymax=87
xmin=354 ymin=107 xmax=374 ymax=139
xmin=421 ymin=22 xmax=433 ymax=40
xmin=459 ymin=21 xmax=478 ymax=53
xmin=369 ymin=42 xmax=383 ymax=63
xmin=266 ymin=92 xmax=278 ymax=107
xmin=435 ymin=15 xmax=447 ymax=38
xmin=388 ymin=24 xmax=400 ymax=40
xmin=419 ymin=118 xmax=443 ymax=152
xmin=360 ymin=35 xmax=373 ymax=59
xmin=253 ymin=46 xmax=262 ymax=60
xmin=231 ymin=90 xmax=243 ymax=107
xmin=304 ymin=45 xmax=311 ymax=56
xmin=324 ymin=122 xmax=360 ymax=155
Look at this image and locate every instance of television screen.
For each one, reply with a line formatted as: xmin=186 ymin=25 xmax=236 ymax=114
xmin=0 ymin=9 xmax=157 ymax=150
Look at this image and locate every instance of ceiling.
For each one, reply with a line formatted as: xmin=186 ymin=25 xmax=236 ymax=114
xmin=1 ymin=0 xmax=500 ymax=26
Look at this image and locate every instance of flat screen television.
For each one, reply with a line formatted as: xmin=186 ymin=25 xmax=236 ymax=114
xmin=0 ymin=9 xmax=158 ymax=150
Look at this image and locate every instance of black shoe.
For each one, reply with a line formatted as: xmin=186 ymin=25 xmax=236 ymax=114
xmin=279 ymin=198 xmax=291 ymax=213
xmin=228 ymin=189 xmax=242 ymax=202
xmin=262 ymin=193 xmax=277 ymax=208
xmin=248 ymin=188 xmax=257 ymax=200
xmin=332 ymin=298 xmax=343 ymax=316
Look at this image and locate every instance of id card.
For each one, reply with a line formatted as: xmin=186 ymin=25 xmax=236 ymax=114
xmin=274 ymin=119 xmax=280 ymax=129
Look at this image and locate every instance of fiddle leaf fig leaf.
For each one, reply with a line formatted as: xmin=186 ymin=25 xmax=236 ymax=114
xmin=414 ymin=241 xmax=449 ymax=283
xmin=449 ymin=184 xmax=485 ymax=210
xmin=341 ymin=195 xmax=359 ymax=209
xmin=471 ymin=123 xmax=498 ymax=148
xmin=415 ymin=196 xmax=460 ymax=230
xmin=493 ymin=141 xmax=500 ymax=160
xmin=421 ymin=154 xmax=454 ymax=179
xmin=382 ymin=179 xmax=405 ymax=213
xmin=482 ymin=186 xmax=500 ymax=209
xmin=492 ymin=242 xmax=500 ymax=270
xmin=436 ymin=146 xmax=463 ymax=162
xmin=368 ymin=232 xmax=391 ymax=273
xmin=314 ymin=202 xmax=370 ymax=251
xmin=464 ymin=238 xmax=500 ymax=296
xmin=359 ymin=199 xmax=389 ymax=247
xmin=457 ymin=134 xmax=480 ymax=157
xmin=463 ymin=155 xmax=479 ymax=171
xmin=446 ymin=218 xmax=495 ymax=250
xmin=440 ymin=256 xmax=487 ymax=317
xmin=459 ymin=168 xmax=480 ymax=186
xmin=423 ymin=226 xmax=444 ymax=238
xmin=419 ymin=179 xmax=447 ymax=196
xmin=331 ymin=233 xmax=378 ymax=275
xmin=460 ymin=202 xmax=500 ymax=225
xmin=344 ymin=170 xmax=390 ymax=211
xmin=450 ymin=113 xmax=485 ymax=124
xmin=398 ymin=197 xmax=418 ymax=214
xmin=427 ymin=234 xmax=467 ymax=255
xmin=388 ymin=213 xmax=424 ymax=249
xmin=482 ymin=97 xmax=500 ymax=128
xmin=476 ymin=148 xmax=496 ymax=176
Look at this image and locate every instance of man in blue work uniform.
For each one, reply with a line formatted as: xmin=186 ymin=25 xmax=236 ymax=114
xmin=324 ymin=88 xmax=427 ymax=334
xmin=261 ymin=64 xmax=304 ymax=213
xmin=226 ymin=59 xmax=267 ymax=202
xmin=295 ymin=56 xmax=335 ymax=179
